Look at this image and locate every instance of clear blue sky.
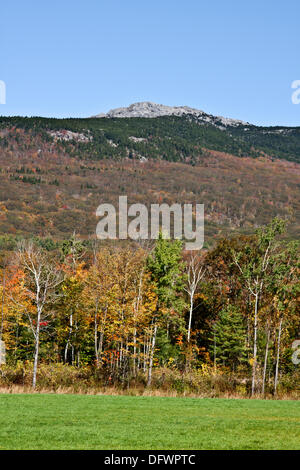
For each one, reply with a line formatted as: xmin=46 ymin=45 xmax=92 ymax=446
xmin=1 ymin=0 xmax=299 ymax=125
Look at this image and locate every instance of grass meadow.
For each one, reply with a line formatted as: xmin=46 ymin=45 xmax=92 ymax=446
xmin=0 ymin=394 xmax=299 ymax=450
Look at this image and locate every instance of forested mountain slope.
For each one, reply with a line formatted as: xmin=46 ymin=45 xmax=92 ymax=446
xmin=0 ymin=117 xmax=299 ymax=244
xmin=1 ymin=111 xmax=300 ymax=164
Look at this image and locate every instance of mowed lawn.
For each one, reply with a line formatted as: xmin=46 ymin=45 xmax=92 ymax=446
xmin=0 ymin=394 xmax=299 ymax=450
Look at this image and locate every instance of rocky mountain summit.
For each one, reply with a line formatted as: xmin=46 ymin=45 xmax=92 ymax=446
xmin=93 ymin=101 xmax=249 ymax=128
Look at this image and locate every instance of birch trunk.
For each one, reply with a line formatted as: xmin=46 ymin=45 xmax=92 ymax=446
xmin=94 ymin=301 xmax=99 ymax=365
xmin=262 ymin=325 xmax=270 ymax=396
xmin=274 ymin=318 xmax=283 ymax=395
xmin=96 ymin=306 xmax=107 ymax=366
xmin=147 ymin=323 xmax=157 ymax=387
xmin=187 ymin=296 xmax=193 ymax=343
xmin=64 ymin=313 xmax=73 ymax=364
xmin=251 ymin=293 xmax=259 ymax=396
xmin=133 ymin=327 xmax=137 ymax=376
xmin=32 ymin=309 xmax=41 ymax=389
xmin=143 ymin=337 xmax=147 ymax=373
xmin=0 ymin=267 xmax=5 ymax=344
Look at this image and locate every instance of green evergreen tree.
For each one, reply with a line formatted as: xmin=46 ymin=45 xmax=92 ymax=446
xmin=146 ymin=232 xmax=185 ymax=384
xmin=211 ymin=305 xmax=248 ymax=369
xmin=147 ymin=232 xmax=185 ymax=311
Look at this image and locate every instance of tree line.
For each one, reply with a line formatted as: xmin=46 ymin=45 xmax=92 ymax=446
xmin=0 ymin=218 xmax=299 ymax=396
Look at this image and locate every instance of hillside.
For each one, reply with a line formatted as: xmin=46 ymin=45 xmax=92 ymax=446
xmin=0 ymin=116 xmax=299 ymax=244
xmin=1 ymin=107 xmax=300 ymax=164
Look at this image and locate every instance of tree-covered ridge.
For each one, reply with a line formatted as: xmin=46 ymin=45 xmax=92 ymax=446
xmin=0 ymin=138 xmax=299 ymax=241
xmin=0 ymin=114 xmax=300 ymax=163
xmin=0 ymin=114 xmax=299 ymax=243
xmin=0 ymin=222 xmax=299 ymax=397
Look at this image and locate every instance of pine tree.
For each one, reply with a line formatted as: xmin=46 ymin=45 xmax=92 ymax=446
xmin=146 ymin=233 xmax=185 ymax=384
xmin=211 ymin=305 xmax=248 ymax=370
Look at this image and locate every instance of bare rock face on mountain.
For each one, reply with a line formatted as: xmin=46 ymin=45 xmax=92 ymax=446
xmin=93 ymin=101 xmax=248 ymax=128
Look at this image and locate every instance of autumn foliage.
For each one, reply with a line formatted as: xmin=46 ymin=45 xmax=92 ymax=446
xmin=0 ymin=221 xmax=299 ymax=397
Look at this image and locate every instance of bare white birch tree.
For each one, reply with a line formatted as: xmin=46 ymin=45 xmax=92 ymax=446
xmin=17 ymin=241 xmax=63 ymax=388
xmin=274 ymin=317 xmax=283 ymax=395
xmin=0 ymin=261 xmax=6 ymax=345
xmin=184 ymin=253 xmax=205 ymax=343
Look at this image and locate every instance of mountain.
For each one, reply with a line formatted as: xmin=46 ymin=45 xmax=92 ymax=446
xmin=93 ymin=101 xmax=248 ymax=128
xmin=91 ymin=101 xmax=300 ymax=164
xmin=2 ymin=104 xmax=300 ymax=164
xmin=0 ymin=105 xmax=299 ymax=245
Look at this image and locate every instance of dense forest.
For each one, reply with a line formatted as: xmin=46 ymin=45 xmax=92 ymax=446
xmin=0 ymin=114 xmax=299 ymax=397
xmin=1 ymin=114 xmax=300 ymax=163
xmin=0 ymin=220 xmax=299 ymax=397
xmin=0 ymin=123 xmax=300 ymax=242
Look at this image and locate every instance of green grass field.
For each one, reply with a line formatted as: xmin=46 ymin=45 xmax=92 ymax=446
xmin=0 ymin=394 xmax=299 ymax=450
